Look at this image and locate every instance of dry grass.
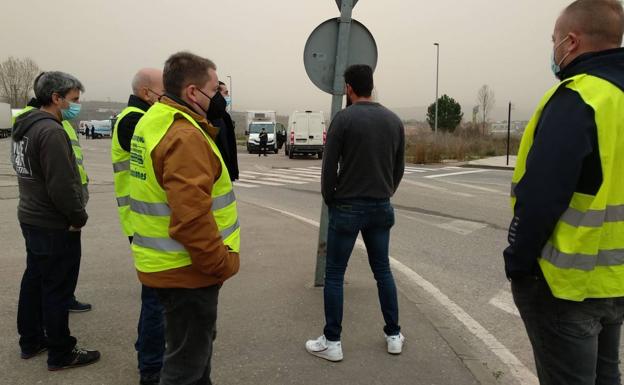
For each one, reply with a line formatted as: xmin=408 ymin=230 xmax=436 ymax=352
xmin=404 ymin=125 xmax=521 ymax=164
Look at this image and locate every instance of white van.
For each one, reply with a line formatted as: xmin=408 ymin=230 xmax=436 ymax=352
xmin=285 ymin=111 xmax=326 ymax=159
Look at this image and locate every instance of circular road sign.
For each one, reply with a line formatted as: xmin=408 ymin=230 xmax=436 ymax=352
xmin=304 ymin=18 xmax=377 ymax=94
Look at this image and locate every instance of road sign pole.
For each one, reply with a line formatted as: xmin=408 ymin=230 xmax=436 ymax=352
xmin=314 ymin=0 xmax=354 ymax=287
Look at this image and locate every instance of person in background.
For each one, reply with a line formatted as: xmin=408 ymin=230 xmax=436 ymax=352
xmin=209 ymin=81 xmax=239 ymax=181
xmin=258 ymin=127 xmax=268 ymax=157
xmin=111 ymin=68 xmax=166 ymax=385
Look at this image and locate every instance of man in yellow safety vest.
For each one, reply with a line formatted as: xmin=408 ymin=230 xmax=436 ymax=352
xmin=506 ymin=1 xmax=624 ymax=383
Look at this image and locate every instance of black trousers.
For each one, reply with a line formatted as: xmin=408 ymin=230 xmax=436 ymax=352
xmin=513 ymin=275 xmax=624 ymax=385
xmin=156 ymin=285 xmax=220 ymax=385
xmin=17 ymin=224 xmax=81 ymax=366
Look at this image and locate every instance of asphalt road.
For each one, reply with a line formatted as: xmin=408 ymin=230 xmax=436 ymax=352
xmin=1 ymin=138 xmax=622 ymax=385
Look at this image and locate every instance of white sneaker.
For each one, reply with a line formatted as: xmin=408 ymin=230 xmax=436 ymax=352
xmin=386 ymin=333 xmax=405 ymax=354
xmin=305 ymin=335 xmax=343 ymax=362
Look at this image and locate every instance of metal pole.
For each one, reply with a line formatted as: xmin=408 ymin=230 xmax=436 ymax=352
xmin=314 ymin=0 xmax=354 ymax=287
xmin=434 ymin=43 xmax=439 ymax=134
xmin=507 ymin=102 xmax=512 ymax=166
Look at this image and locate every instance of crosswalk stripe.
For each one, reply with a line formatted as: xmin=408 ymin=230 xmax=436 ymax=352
xmin=262 ymin=177 xmax=308 ymax=185
xmin=425 ymin=170 xmax=489 ymax=179
xmin=241 ymin=170 xmax=318 ymax=182
xmin=404 ymin=168 xmax=428 ymax=173
xmin=270 ymin=170 xmax=320 ymax=180
xmin=238 ymin=179 xmax=285 ymax=186
xmin=233 ymin=182 xmax=258 ymax=188
xmin=286 ymin=169 xmax=321 ymax=176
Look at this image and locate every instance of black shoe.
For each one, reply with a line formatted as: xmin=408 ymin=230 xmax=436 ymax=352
xmin=21 ymin=345 xmax=47 ymax=359
xmin=69 ymin=299 xmax=92 ymax=313
xmin=140 ymin=371 xmax=161 ymax=385
xmin=48 ymin=347 xmax=100 ymax=371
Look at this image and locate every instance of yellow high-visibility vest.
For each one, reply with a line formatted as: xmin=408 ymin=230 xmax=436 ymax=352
xmin=129 ymin=102 xmax=240 ymax=273
xmin=512 ymin=74 xmax=624 ymax=301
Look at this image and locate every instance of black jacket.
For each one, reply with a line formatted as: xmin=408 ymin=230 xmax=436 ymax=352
xmin=212 ymin=111 xmax=239 ymax=181
xmin=504 ymin=48 xmax=624 ymax=279
xmin=11 ymin=109 xmax=88 ymax=229
xmin=116 ymin=95 xmax=150 ymax=152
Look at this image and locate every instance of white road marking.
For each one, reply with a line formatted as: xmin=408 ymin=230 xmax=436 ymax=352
xmin=425 ymin=170 xmax=490 ymax=179
xmin=400 ymin=179 xmax=474 ymax=198
xmin=262 ymin=177 xmax=308 ymax=185
xmin=242 ymin=170 xmax=317 ymax=182
xmin=397 ymin=212 xmax=487 ymax=236
xmin=239 ymin=179 xmax=285 ymax=186
xmin=436 ymin=219 xmax=488 ymax=235
xmin=489 ymin=290 xmax=520 ymax=317
xmin=260 ymin=205 xmax=537 ymax=385
xmin=390 ymin=260 xmax=537 ymax=385
xmin=439 ymin=180 xmax=507 ymax=195
xmin=442 ymin=166 xmax=464 ymax=170
xmin=233 ymin=182 xmax=258 ymax=188
xmin=270 ymin=170 xmax=320 ymax=181
xmin=405 ymin=167 xmax=428 ymax=173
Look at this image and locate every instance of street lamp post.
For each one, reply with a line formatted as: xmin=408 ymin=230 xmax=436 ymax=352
xmin=434 ymin=43 xmax=440 ymax=134
xmin=226 ymin=75 xmax=232 ymax=112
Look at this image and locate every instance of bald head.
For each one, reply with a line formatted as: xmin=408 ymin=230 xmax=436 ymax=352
xmin=131 ymin=68 xmax=164 ymax=105
xmin=552 ymin=0 xmax=624 ymax=73
xmin=558 ymin=0 xmax=624 ymax=46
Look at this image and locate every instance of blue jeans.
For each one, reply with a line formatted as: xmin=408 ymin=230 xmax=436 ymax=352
xmin=135 ymin=285 xmax=165 ymax=376
xmin=323 ymin=198 xmax=400 ymax=341
xmin=17 ymin=224 xmax=80 ymax=366
xmin=512 ymin=274 xmax=624 ymax=385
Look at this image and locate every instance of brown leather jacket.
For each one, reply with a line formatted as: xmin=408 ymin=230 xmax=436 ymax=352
xmin=137 ymin=96 xmax=240 ymax=288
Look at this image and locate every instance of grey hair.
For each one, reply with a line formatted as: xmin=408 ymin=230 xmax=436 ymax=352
xmin=34 ymin=71 xmax=85 ymax=106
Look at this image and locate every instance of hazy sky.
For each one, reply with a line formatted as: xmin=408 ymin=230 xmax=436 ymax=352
xmin=1 ymin=0 xmax=576 ymax=120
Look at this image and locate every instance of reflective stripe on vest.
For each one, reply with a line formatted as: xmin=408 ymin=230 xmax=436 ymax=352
xmin=113 ymin=160 xmax=130 ymax=173
xmin=129 ymin=102 xmax=240 ymax=273
xmin=511 ymin=74 xmax=624 ymax=301
xmin=111 ymin=106 xmax=145 ymax=236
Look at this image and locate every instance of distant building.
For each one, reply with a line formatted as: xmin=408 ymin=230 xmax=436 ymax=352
xmin=490 ymin=121 xmax=529 ymax=136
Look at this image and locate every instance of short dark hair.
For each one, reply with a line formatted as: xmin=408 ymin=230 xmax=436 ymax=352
xmin=563 ymin=0 xmax=624 ymax=46
xmin=219 ymin=81 xmax=226 ymax=86
xmin=34 ymin=71 xmax=84 ymax=106
xmin=344 ymin=64 xmax=374 ymax=97
xmin=163 ymin=51 xmax=217 ymax=97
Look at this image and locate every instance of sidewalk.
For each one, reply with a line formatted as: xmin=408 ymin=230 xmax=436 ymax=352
xmin=463 ymin=156 xmax=516 ymax=170
xmin=0 ymin=188 xmax=486 ymax=385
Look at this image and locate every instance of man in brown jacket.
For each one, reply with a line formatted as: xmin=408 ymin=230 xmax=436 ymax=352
xmin=129 ymin=52 xmax=240 ymax=385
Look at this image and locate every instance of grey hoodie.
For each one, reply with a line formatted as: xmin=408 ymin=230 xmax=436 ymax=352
xmin=11 ymin=109 xmax=88 ymax=229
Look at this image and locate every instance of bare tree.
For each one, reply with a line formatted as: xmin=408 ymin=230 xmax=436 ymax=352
xmin=0 ymin=57 xmax=40 ymax=108
xmin=476 ymin=85 xmax=496 ymax=135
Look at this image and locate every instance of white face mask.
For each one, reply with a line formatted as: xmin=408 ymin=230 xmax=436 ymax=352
xmin=551 ymin=36 xmax=571 ymax=77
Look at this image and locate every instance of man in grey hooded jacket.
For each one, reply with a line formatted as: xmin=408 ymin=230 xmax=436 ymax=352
xmin=11 ymin=71 xmax=100 ymax=371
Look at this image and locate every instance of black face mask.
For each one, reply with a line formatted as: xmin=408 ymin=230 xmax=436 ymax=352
xmin=206 ymin=91 xmax=227 ymax=120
